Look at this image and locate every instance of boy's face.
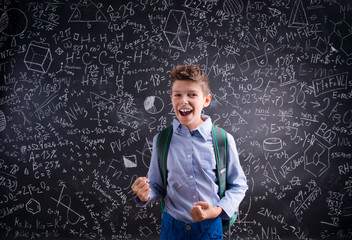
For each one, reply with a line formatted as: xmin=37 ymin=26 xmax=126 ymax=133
xmin=170 ymin=80 xmax=211 ymax=130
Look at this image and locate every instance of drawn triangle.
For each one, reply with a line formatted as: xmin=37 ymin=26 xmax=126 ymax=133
xmin=69 ymin=8 xmax=82 ymax=22
xmin=69 ymin=0 xmax=107 ymax=22
xmin=89 ymin=92 xmax=115 ymax=109
xmin=96 ymin=10 xmax=106 ymax=21
xmin=264 ymin=162 xmax=280 ymax=184
xmin=224 ymin=109 xmax=248 ymax=126
xmin=107 ymin=5 xmax=114 ymax=13
xmin=11 ymin=37 xmax=17 ymax=47
xmin=24 ymin=93 xmax=31 ymax=101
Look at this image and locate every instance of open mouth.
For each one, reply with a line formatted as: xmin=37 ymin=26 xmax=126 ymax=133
xmin=179 ymin=109 xmax=192 ymax=117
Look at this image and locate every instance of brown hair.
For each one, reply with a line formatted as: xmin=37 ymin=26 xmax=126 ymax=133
xmin=170 ymin=65 xmax=210 ymax=95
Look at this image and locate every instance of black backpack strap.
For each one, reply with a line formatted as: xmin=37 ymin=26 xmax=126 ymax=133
xmin=157 ymin=125 xmax=173 ymax=198
xmin=211 ymin=125 xmax=228 ymax=199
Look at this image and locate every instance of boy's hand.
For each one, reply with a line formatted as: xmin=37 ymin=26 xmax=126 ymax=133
xmin=190 ymin=201 xmax=223 ymax=222
xmin=131 ymin=177 xmax=151 ymax=202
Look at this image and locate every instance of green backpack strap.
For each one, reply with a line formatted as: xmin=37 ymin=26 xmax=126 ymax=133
xmin=212 ymin=125 xmax=239 ymax=227
xmin=211 ymin=125 xmax=227 ymax=199
xmin=157 ymin=125 xmax=173 ymax=211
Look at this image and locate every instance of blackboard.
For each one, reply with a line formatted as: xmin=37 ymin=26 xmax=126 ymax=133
xmin=0 ymin=0 xmax=351 ymax=239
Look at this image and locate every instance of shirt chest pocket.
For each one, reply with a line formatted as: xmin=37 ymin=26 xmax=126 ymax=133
xmin=201 ymin=151 xmax=217 ymax=180
xmin=200 ymin=144 xmax=216 ymax=167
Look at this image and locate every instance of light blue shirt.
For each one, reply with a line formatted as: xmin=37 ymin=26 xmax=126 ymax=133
xmin=139 ymin=116 xmax=248 ymax=223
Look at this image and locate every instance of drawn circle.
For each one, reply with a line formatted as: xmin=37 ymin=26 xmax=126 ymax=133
xmin=223 ymin=0 xmax=243 ymax=16
xmin=263 ymin=138 xmax=282 ymax=151
xmin=141 ymin=140 xmax=152 ymax=168
xmin=0 ymin=9 xmax=9 ymax=33
xmin=0 ymin=110 xmax=6 ymax=132
xmin=144 ymin=96 xmax=164 ymax=114
xmin=2 ymin=8 xmax=28 ymax=36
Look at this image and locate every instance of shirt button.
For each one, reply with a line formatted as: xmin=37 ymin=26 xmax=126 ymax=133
xmin=190 ymin=175 xmax=193 ymax=179
xmin=186 ymin=225 xmax=191 ymax=230
xmin=187 ymin=154 xmax=191 ymax=158
xmin=193 ymin=195 xmax=196 ymax=199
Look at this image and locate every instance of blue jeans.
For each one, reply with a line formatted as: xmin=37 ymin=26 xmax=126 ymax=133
xmin=161 ymin=211 xmax=223 ymax=240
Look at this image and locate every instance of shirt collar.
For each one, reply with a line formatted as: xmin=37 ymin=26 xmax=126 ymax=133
xmin=172 ymin=115 xmax=213 ymax=140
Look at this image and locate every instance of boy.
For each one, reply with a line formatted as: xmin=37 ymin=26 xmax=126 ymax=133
xmin=132 ymin=65 xmax=248 ymax=239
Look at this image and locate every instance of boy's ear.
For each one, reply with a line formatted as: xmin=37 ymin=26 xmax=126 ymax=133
xmin=203 ymin=94 xmax=211 ymax=107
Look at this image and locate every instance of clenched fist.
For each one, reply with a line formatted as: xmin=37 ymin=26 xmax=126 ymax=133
xmin=190 ymin=201 xmax=223 ymax=222
xmin=131 ymin=177 xmax=151 ymax=202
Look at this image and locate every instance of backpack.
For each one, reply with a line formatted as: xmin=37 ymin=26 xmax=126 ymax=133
xmin=156 ymin=124 xmax=238 ymax=227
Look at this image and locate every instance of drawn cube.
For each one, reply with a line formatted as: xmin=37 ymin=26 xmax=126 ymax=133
xmin=24 ymin=43 xmax=53 ymax=73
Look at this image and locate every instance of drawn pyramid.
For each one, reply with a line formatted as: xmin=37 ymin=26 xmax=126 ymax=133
xmin=289 ymin=0 xmax=308 ymax=28
xmin=223 ymin=109 xmax=247 ymax=126
xmin=69 ymin=0 xmax=107 ymax=22
xmin=164 ymin=10 xmax=190 ymax=52
xmin=268 ymin=7 xmax=282 ymax=17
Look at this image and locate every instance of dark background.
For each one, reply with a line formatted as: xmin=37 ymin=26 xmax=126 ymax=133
xmin=0 ymin=0 xmax=351 ymax=239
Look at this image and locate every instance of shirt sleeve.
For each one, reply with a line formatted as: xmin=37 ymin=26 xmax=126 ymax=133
xmin=135 ymin=133 xmax=164 ymax=207
xmin=216 ymin=132 xmax=248 ymax=220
